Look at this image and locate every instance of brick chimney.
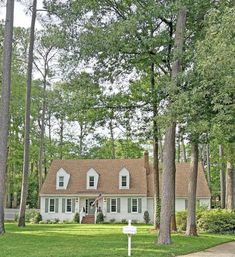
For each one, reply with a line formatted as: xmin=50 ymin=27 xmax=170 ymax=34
xmin=144 ymin=151 xmax=150 ymax=175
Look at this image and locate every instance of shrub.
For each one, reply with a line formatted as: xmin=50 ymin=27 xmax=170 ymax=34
xmin=176 ymin=210 xmax=187 ymax=231
xmin=96 ymin=212 xmax=104 ymax=224
xmin=73 ymin=212 xmax=80 ymax=223
xmin=132 ymin=220 xmax=138 ymax=224
xmin=110 ymin=219 xmax=115 ymax=223
xmin=39 ymin=220 xmax=45 ymax=224
xmin=32 ymin=212 xmax=42 ymax=224
xmin=15 ymin=209 xmax=42 ymax=224
xmin=54 ymin=218 xmax=60 ymax=224
xmin=143 ymin=211 xmax=150 ymax=224
xmin=121 ymin=219 xmax=128 ymax=224
xmin=198 ymin=209 xmax=235 ymax=233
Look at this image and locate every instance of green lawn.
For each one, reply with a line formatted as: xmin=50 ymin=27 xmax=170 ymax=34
xmin=0 ymin=223 xmax=234 ymax=257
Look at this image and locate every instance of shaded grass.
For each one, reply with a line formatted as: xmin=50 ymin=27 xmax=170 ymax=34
xmin=0 ymin=223 xmax=234 ymax=257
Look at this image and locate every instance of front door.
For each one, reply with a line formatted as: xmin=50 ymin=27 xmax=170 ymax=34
xmin=86 ymin=199 xmax=96 ymax=214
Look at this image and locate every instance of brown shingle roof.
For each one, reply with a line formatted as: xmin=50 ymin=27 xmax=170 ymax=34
xmin=40 ymin=159 xmax=211 ymax=198
xmin=147 ymin=162 xmax=211 ymax=197
xmin=40 ymin=159 xmax=147 ymax=195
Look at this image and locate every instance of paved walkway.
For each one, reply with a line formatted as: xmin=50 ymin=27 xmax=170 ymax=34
xmin=178 ymin=241 xmax=235 ymax=257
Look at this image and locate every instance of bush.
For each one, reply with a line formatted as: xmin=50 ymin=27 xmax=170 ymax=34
xmin=132 ymin=220 xmax=138 ymax=224
xmin=15 ymin=209 xmax=42 ymax=224
xmin=121 ymin=219 xmax=128 ymax=224
xmin=198 ymin=209 xmax=235 ymax=233
xmin=96 ymin=212 xmax=104 ymax=224
xmin=32 ymin=212 xmax=42 ymax=224
xmin=73 ymin=212 xmax=80 ymax=223
xmin=176 ymin=210 xmax=187 ymax=231
xmin=143 ymin=211 xmax=150 ymax=224
xmin=110 ymin=219 xmax=115 ymax=223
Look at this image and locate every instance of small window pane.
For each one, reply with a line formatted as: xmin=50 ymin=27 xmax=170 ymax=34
xmin=132 ymin=198 xmax=138 ymax=213
xmin=89 ymin=176 xmax=95 ymax=187
xmin=66 ymin=199 xmax=72 ymax=212
xmin=122 ymin=176 xmax=127 ymax=187
xmin=111 ymin=198 xmax=117 ymax=212
xmin=49 ymin=199 xmax=55 ymax=212
xmin=59 ymin=176 xmax=64 ymax=187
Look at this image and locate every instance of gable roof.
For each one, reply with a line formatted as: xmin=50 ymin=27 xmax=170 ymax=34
xmin=40 ymin=159 xmax=211 ymax=198
xmin=147 ymin=162 xmax=211 ymax=198
xmin=40 ymin=159 xmax=147 ymax=195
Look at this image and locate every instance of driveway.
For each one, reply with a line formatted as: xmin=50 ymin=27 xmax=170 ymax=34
xmin=178 ymin=241 xmax=235 ymax=257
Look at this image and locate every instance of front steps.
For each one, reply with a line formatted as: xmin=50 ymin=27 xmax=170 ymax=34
xmin=81 ymin=215 xmax=95 ymax=224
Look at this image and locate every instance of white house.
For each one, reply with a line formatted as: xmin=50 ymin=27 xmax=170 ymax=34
xmin=39 ymin=153 xmax=211 ymax=223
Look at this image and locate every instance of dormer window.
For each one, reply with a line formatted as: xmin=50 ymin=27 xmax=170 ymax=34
xmin=59 ymin=176 xmax=64 ymax=187
xmin=56 ymin=168 xmax=70 ymax=190
xmin=119 ymin=168 xmax=130 ymax=189
xmin=89 ymin=176 xmax=95 ymax=187
xmin=121 ymin=176 xmax=127 ymax=187
xmin=86 ymin=168 xmax=99 ymax=189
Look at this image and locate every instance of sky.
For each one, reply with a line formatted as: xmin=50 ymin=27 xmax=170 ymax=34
xmin=0 ymin=0 xmax=43 ymax=28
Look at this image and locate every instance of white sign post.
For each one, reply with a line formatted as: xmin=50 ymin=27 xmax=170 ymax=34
xmin=122 ymin=220 xmax=137 ymax=256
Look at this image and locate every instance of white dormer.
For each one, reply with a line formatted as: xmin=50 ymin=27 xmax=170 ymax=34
xmin=119 ymin=167 xmax=130 ymax=189
xmin=56 ymin=168 xmax=70 ymax=190
xmin=86 ymin=168 xmax=99 ymax=189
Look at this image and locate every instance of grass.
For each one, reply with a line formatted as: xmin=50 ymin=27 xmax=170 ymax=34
xmin=0 ymin=223 xmax=234 ymax=257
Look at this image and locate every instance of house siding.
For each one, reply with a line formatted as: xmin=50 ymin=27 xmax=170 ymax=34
xmin=104 ymin=196 xmax=147 ymax=223
xmin=40 ymin=197 xmax=78 ymax=221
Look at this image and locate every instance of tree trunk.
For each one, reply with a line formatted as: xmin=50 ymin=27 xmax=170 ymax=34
xmin=206 ymin=144 xmax=211 ymax=189
xmin=159 ymin=136 xmax=163 ymax=163
xmin=0 ymin=0 xmax=14 ymax=235
xmin=226 ymin=161 xmax=234 ymax=209
xmin=151 ymin=62 xmax=160 ymax=230
xmin=59 ymin=118 xmax=64 ymax=159
xmin=158 ymin=124 xmax=176 ymax=244
xmin=18 ymin=0 xmax=37 ymax=227
xmin=158 ymin=6 xmax=187 ymax=245
xmin=219 ymin=145 xmax=226 ymax=209
xmin=38 ymin=77 xmax=46 ymax=191
xmin=181 ymin=137 xmax=187 ymax=162
xmin=109 ymin=119 xmax=116 ymax=159
xmin=185 ymin=142 xmax=198 ymax=236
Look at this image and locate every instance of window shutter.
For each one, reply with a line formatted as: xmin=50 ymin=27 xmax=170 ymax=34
xmin=128 ymin=198 xmax=131 ymax=213
xmin=107 ymin=198 xmax=110 ymax=213
xmin=45 ymin=198 xmax=48 ymax=213
xmin=55 ymin=198 xmax=59 ymax=213
xmin=117 ymin=198 xmax=121 ymax=213
xmin=62 ymin=198 xmax=65 ymax=213
xmin=138 ymin=198 xmax=142 ymax=213
xmin=72 ymin=198 xmax=75 ymax=213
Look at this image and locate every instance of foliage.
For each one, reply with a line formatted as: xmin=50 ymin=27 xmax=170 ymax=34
xmin=143 ymin=210 xmax=150 ymax=224
xmin=121 ymin=219 xmax=127 ymax=224
xmin=109 ymin=219 xmax=115 ymax=224
xmin=176 ymin=211 xmax=187 ymax=232
xmin=15 ymin=209 xmax=41 ymax=224
xmin=73 ymin=213 xmax=80 ymax=223
xmin=96 ymin=212 xmax=104 ymax=224
xmin=198 ymin=209 xmax=235 ymax=233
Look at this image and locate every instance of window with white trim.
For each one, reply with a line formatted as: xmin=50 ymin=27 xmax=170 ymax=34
xmin=131 ymin=198 xmax=138 ymax=213
xmin=49 ymin=198 xmax=55 ymax=213
xmin=66 ymin=198 xmax=72 ymax=213
xmin=111 ymin=198 xmax=117 ymax=213
xmin=119 ymin=168 xmax=130 ymax=189
xmin=59 ymin=176 xmax=64 ymax=187
xmin=89 ymin=176 xmax=95 ymax=187
xmin=86 ymin=168 xmax=99 ymax=189
xmin=121 ymin=176 xmax=127 ymax=187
